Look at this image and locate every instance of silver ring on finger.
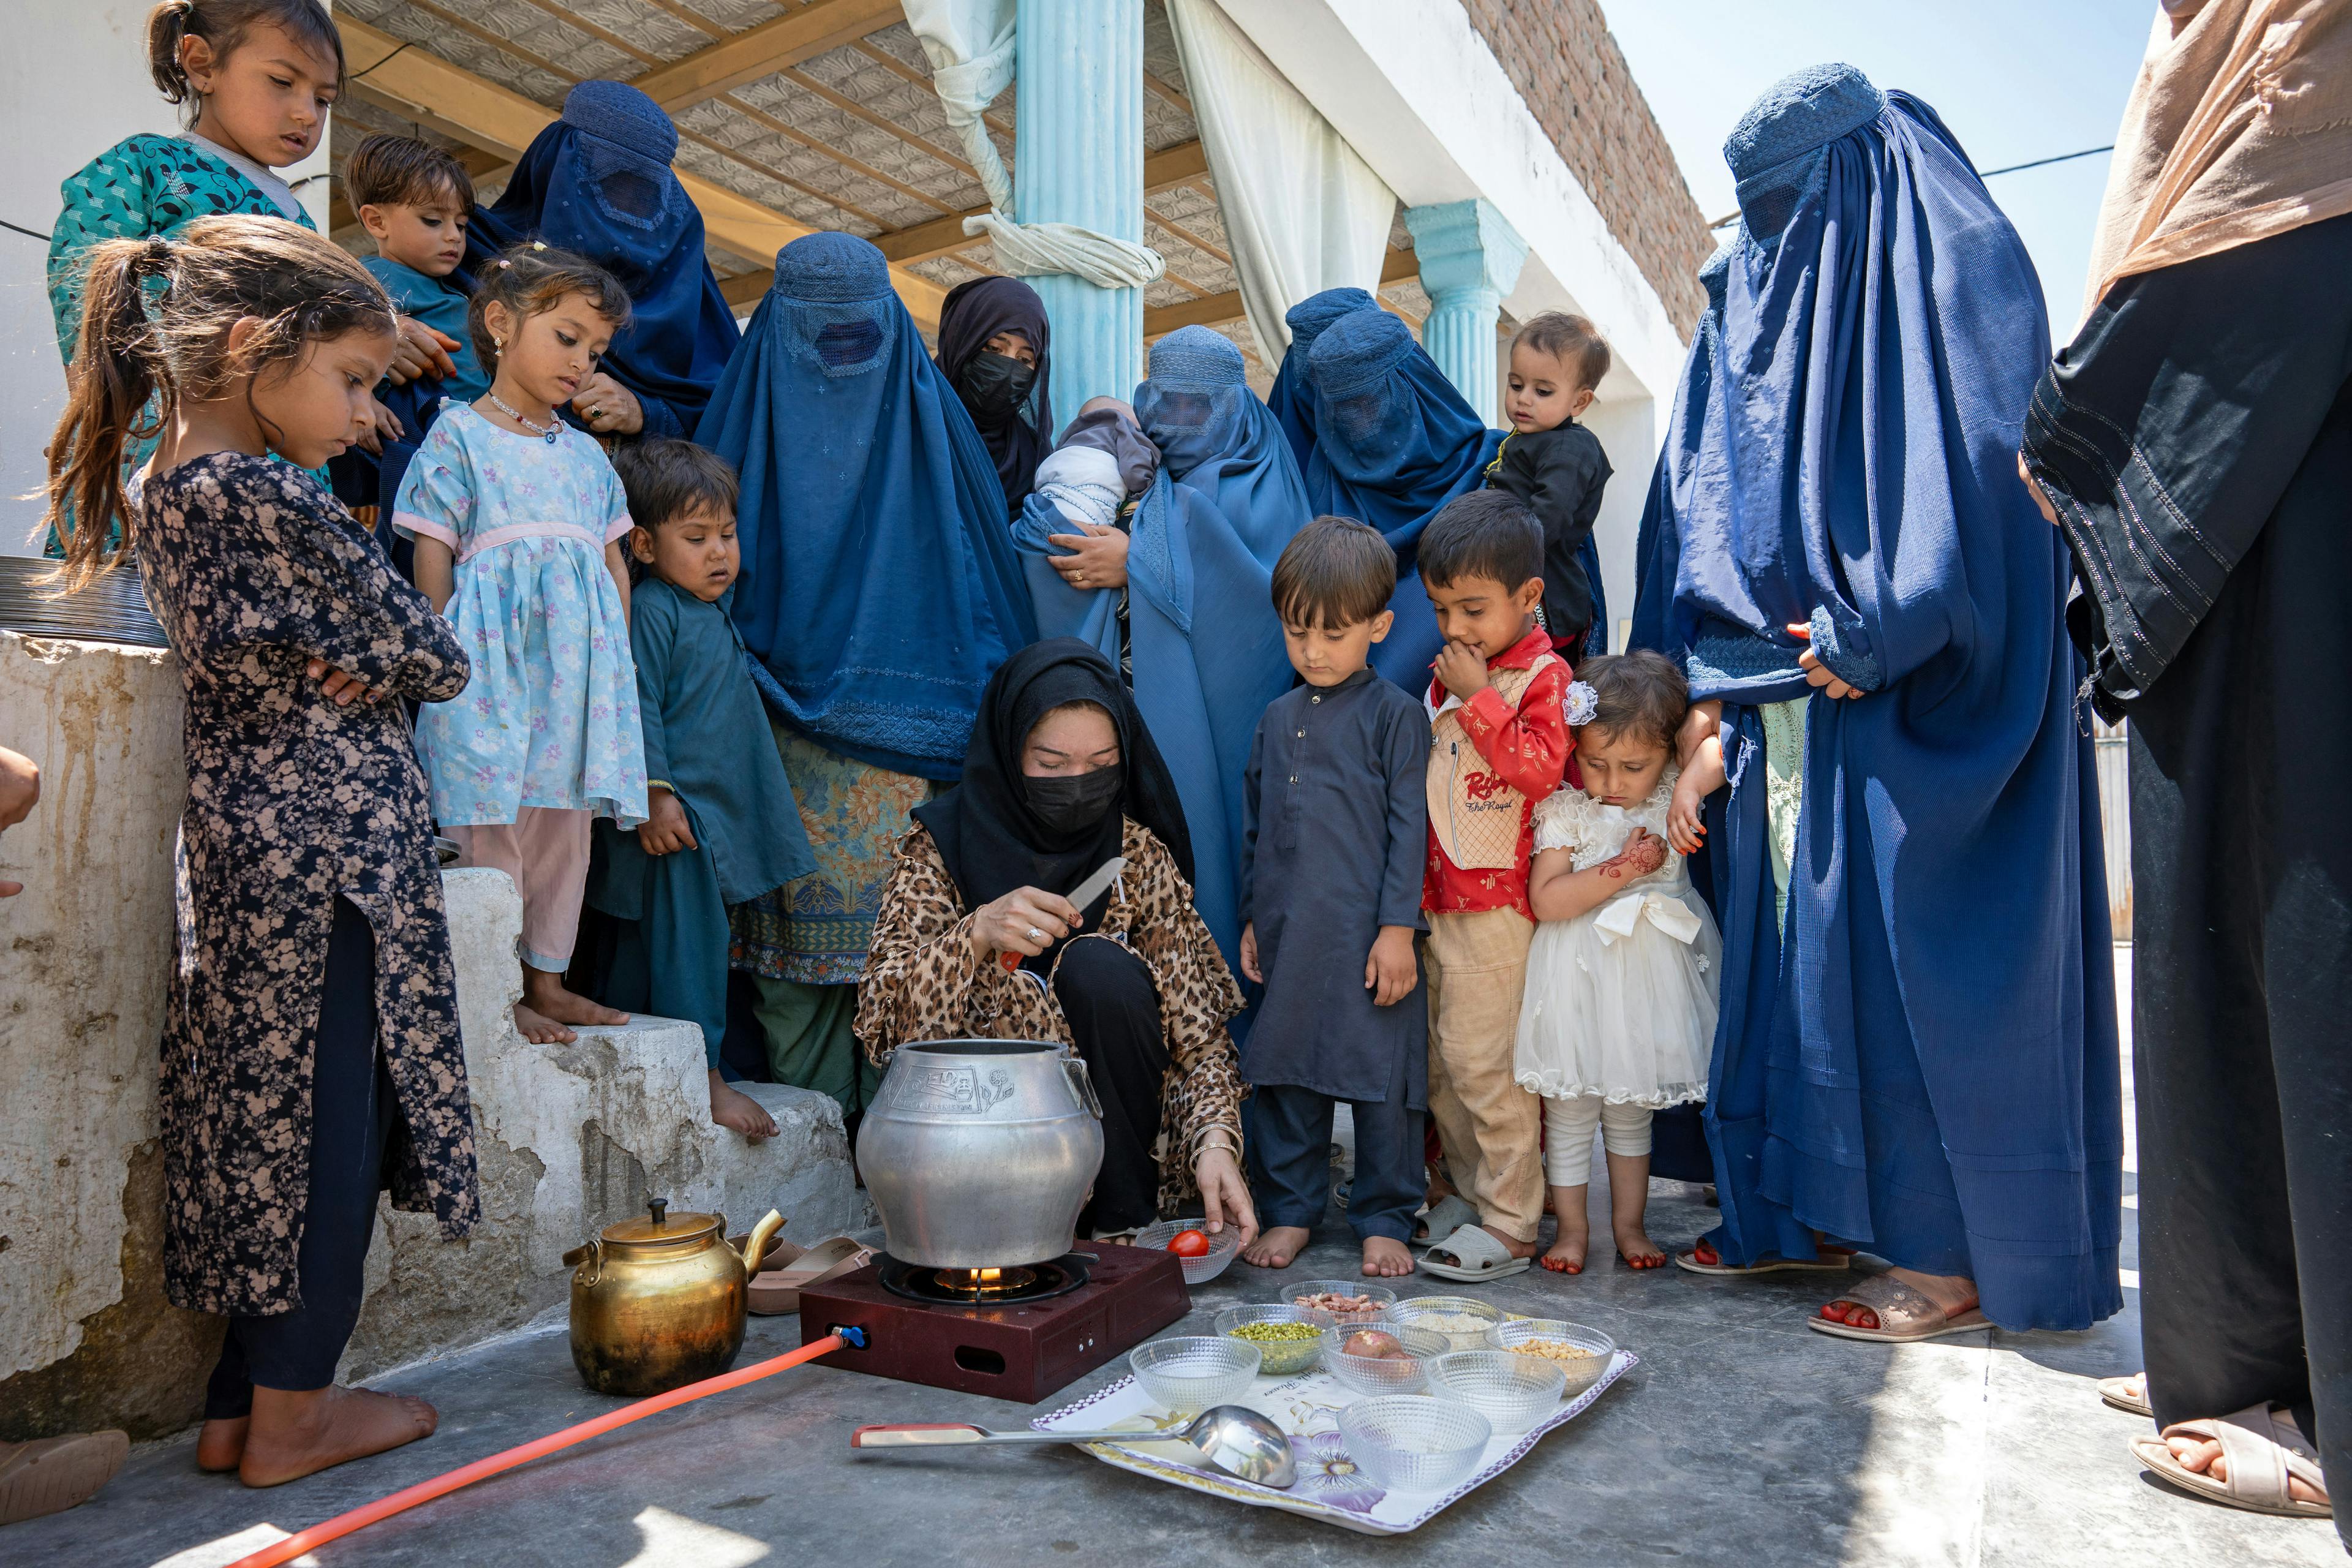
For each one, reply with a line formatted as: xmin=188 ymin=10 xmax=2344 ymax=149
xmin=1026 ymin=925 xmax=1046 ymax=944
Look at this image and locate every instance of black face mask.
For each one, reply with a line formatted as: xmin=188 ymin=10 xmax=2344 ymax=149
xmin=1024 ymin=764 xmax=1125 ymax=835
xmin=957 ymin=351 xmax=1038 ymax=424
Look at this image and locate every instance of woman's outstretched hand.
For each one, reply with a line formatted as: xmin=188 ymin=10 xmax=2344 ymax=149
xmin=970 ymin=884 xmax=1084 ymax=964
xmin=1195 ymin=1144 xmax=1259 ymax=1245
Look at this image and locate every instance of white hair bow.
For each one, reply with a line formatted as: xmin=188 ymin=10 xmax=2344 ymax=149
xmin=1564 ymin=680 xmax=1599 ymax=728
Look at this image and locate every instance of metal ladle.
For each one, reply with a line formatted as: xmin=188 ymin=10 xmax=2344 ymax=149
xmin=851 ymin=1404 xmax=1298 ymax=1488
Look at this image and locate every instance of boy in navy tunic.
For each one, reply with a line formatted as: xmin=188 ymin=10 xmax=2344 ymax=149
xmin=1237 ymin=517 xmax=1431 ymax=1277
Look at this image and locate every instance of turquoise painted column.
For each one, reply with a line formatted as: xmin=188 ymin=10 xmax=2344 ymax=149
xmin=1014 ymin=0 xmax=1144 ymax=415
xmin=1403 ymin=198 xmax=1528 ymax=426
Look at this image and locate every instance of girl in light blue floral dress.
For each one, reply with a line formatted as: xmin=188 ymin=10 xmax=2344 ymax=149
xmin=396 ymin=246 xmax=647 ymax=1044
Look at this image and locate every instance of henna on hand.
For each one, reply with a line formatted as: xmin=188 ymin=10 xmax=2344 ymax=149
xmin=1597 ymin=828 xmax=1668 ymax=881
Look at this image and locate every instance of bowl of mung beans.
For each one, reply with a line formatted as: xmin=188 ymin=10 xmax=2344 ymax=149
xmin=1212 ymin=1303 xmax=1337 ymax=1376
xmin=1483 ymin=1318 xmax=1616 ymax=1399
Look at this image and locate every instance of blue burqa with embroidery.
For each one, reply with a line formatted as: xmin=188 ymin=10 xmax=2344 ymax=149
xmin=697 ymin=232 xmax=1035 ymax=782
xmin=467 ymin=81 xmax=739 ymax=439
xmin=1630 ymin=65 xmax=2120 ymax=1330
xmin=1267 ymin=287 xmax=1379 ymax=469
xmin=1015 ymin=328 xmax=1310 ymax=975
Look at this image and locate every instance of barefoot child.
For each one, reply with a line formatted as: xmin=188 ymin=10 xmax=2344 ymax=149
xmin=394 ymin=244 xmax=647 ymax=1044
xmin=1517 ymin=652 xmax=1722 ymax=1272
xmin=43 ymin=216 xmax=476 ymax=1487
xmin=1415 ymin=491 xmax=1574 ymax=1282
xmin=584 ymin=440 xmax=817 ymax=1139
xmin=1485 ymin=313 xmax=1615 ymax=657
xmin=1237 ymin=518 xmax=1430 ymax=1278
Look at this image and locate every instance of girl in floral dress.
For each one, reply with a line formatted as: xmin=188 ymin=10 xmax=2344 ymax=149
xmin=394 ymin=245 xmax=647 ymax=1044
xmin=42 ymin=214 xmax=475 ymax=1487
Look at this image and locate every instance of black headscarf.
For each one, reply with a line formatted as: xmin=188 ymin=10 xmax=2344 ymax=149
xmin=935 ymin=276 xmax=1054 ymax=518
xmin=913 ymin=640 xmax=1192 ymax=930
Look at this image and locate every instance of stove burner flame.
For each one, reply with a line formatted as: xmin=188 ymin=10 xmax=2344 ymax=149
xmin=932 ymin=1265 xmax=1038 ymax=1298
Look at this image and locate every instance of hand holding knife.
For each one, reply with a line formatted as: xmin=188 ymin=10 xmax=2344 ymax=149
xmin=996 ymin=856 xmax=1127 ymax=973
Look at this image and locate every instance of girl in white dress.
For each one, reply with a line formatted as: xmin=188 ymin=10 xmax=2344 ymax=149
xmin=1517 ymin=652 xmax=1725 ymax=1273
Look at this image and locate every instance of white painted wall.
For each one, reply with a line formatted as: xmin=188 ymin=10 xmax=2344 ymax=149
xmin=0 ymin=0 xmax=333 ymax=558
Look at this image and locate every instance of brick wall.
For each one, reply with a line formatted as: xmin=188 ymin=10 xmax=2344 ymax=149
xmin=1457 ymin=0 xmax=1714 ymax=337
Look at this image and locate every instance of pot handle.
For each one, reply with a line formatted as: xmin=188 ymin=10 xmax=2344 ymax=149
xmin=562 ymin=1238 xmax=603 ymax=1285
xmin=1063 ymin=1054 xmax=1103 ymax=1120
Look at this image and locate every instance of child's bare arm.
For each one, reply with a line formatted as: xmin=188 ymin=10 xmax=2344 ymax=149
xmin=413 ymin=536 xmax=456 ymax=615
xmin=1527 ymin=831 xmax=1671 ymax=923
xmin=605 ymin=541 xmax=631 ymax=617
xmin=1668 ymin=731 xmax=1726 ymax=854
xmin=1676 ymin=699 xmax=1722 ymax=771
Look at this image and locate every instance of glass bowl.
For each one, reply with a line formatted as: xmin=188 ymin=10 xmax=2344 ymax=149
xmin=1319 ymin=1323 xmax=1449 ymax=1395
xmin=1338 ymin=1395 xmax=1494 ymax=1494
xmin=1388 ymin=1294 xmax=1507 ymax=1351
xmin=1425 ymin=1349 xmax=1568 ymax=1433
xmin=1277 ymin=1279 xmax=1398 ymax=1323
xmin=1213 ymin=1303 xmax=1336 ymax=1376
xmin=1483 ymin=1318 xmax=1617 ymax=1400
xmin=1128 ymin=1336 xmax=1260 ymax=1415
xmin=1134 ymin=1218 xmax=1242 ymax=1285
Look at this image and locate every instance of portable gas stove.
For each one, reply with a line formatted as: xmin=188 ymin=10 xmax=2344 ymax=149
xmin=799 ymin=1243 xmax=1189 ymax=1402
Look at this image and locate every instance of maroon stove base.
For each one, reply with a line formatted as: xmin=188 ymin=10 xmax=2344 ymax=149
xmin=799 ymin=1244 xmax=1190 ymax=1403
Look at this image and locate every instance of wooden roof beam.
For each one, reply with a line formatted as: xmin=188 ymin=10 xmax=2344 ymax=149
xmin=336 ymin=18 xmax=943 ymax=325
xmin=629 ymin=0 xmax=905 ymax=113
xmin=1144 ymin=247 xmax=1419 ymax=339
xmin=869 ymin=139 xmax=1208 ymax=267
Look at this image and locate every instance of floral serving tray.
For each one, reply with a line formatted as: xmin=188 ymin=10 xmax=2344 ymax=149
xmin=1031 ymin=1349 xmax=1634 ymax=1535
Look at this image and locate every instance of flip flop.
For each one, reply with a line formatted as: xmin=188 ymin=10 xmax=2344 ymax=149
xmin=1675 ymin=1237 xmax=1856 ymax=1276
xmin=2130 ymin=1404 xmax=2332 ymax=1519
xmin=747 ymin=1236 xmax=874 ymax=1316
xmin=1411 ymin=1194 xmax=1479 ymax=1245
xmin=1805 ymin=1274 xmax=1988 ymax=1343
xmin=2100 ymin=1374 xmax=2153 ymax=1419
xmin=0 ymin=1431 xmax=127 ymax=1526
xmin=1419 ymin=1223 xmax=1532 ymax=1282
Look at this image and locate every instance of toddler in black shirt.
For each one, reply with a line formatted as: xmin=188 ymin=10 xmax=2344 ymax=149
xmin=1485 ymin=312 xmax=1615 ymax=655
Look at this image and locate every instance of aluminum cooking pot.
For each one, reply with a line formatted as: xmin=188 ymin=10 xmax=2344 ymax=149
xmin=858 ymin=1039 xmax=1105 ymax=1268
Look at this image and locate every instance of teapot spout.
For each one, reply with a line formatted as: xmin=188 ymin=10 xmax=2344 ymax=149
xmin=741 ymin=1209 xmax=786 ymax=1276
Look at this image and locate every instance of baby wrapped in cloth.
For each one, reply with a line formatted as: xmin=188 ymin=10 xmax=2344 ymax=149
xmin=1014 ymin=399 xmax=1162 ymax=676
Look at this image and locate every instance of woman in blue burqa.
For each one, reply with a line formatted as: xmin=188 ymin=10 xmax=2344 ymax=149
xmin=464 ymin=80 xmax=739 ymax=442
xmin=1265 ymin=287 xmax=1378 ymax=469
xmin=1302 ymin=308 xmax=1604 ymax=685
xmin=1014 ymin=326 xmax=1311 ymax=979
xmin=1634 ymin=64 xmax=2120 ymax=1338
xmin=696 ymin=232 xmax=1035 ymax=1117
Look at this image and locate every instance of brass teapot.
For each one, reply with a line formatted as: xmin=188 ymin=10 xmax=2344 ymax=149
xmin=563 ymin=1198 xmax=785 ymax=1396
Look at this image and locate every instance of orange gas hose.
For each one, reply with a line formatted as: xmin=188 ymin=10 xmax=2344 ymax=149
xmin=225 ymin=1332 xmax=848 ymax=1568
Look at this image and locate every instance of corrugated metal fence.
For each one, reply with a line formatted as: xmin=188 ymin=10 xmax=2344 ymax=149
xmin=2095 ymin=717 xmax=2131 ymax=939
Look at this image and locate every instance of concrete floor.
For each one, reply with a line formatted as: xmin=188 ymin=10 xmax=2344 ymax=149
xmin=23 ymin=953 xmax=2347 ymax=1567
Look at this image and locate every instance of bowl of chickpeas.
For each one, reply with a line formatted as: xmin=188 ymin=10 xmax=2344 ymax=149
xmin=1483 ymin=1318 xmax=1616 ymax=1400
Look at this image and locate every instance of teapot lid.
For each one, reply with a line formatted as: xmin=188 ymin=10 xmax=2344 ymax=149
xmin=600 ymin=1197 xmax=721 ymax=1249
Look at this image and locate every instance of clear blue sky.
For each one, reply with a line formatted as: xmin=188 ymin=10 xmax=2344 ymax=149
xmin=1600 ymin=0 xmax=2154 ymax=337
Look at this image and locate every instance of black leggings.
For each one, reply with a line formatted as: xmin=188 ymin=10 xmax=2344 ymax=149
xmin=204 ymin=898 xmax=393 ymax=1419
xmin=1053 ymin=938 xmax=1169 ymax=1235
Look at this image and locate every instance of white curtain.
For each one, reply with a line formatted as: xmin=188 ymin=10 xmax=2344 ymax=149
xmin=900 ymin=0 xmax=1165 ymax=291
xmin=1164 ymin=0 xmax=1398 ymax=363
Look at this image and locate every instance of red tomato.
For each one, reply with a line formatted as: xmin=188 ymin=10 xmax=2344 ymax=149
xmin=1166 ymin=1229 xmax=1211 ymax=1258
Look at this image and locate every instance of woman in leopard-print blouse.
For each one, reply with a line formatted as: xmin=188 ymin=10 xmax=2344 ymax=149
xmin=854 ymin=642 xmax=1254 ymax=1235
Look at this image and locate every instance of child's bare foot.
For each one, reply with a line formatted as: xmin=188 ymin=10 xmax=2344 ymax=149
xmin=1613 ymin=1221 xmax=1666 ymax=1270
xmin=238 ymin=1384 xmax=437 ymax=1488
xmin=1487 ymin=1224 xmax=1540 ymax=1260
xmin=1242 ymin=1224 xmax=1311 ymax=1268
xmin=195 ymin=1416 xmax=247 ymax=1472
xmin=513 ymin=1001 xmax=576 ymax=1045
xmin=709 ymin=1072 xmax=777 ymax=1140
xmin=522 ymin=968 xmax=628 ymax=1029
xmin=1541 ymin=1229 xmax=1589 ymax=1274
xmin=1361 ymin=1237 xmax=1414 ymax=1277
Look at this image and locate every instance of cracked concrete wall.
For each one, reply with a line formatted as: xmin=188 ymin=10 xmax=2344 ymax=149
xmin=0 ymin=635 xmax=870 ymax=1437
